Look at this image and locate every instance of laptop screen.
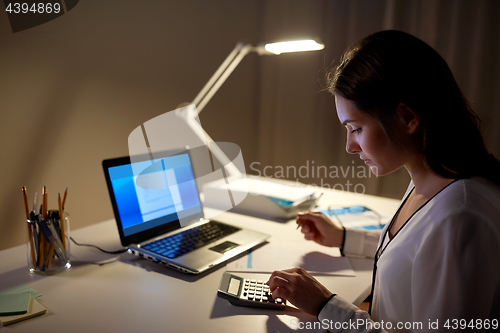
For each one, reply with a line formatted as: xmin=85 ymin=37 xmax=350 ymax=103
xmin=103 ymin=152 xmax=204 ymax=245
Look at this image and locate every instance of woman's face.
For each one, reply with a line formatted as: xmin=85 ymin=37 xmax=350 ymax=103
xmin=335 ymin=95 xmax=408 ymax=176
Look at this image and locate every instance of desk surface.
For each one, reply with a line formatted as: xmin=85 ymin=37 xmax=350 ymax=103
xmin=0 ymin=190 xmax=399 ymax=332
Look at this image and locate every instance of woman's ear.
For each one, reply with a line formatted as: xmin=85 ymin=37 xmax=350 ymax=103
xmin=396 ymin=103 xmax=420 ymax=134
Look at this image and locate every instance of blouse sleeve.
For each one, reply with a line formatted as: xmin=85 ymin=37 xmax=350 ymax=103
xmin=342 ymin=228 xmax=382 ymax=258
xmin=314 ymin=227 xmax=387 ymax=333
xmin=317 ymin=295 xmax=388 ymax=333
xmin=410 ymin=208 xmax=500 ymax=328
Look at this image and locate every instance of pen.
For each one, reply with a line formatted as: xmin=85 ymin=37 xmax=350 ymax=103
xmin=31 ymin=219 xmax=39 ymax=267
xmin=39 ymin=186 xmax=47 ymax=268
xmin=48 ymin=192 xmax=67 ymax=268
xmin=32 ymin=191 xmax=38 ymax=213
xmin=22 ymin=186 xmax=37 ymax=266
xmin=43 ymin=186 xmax=48 ymax=220
xmin=38 ymin=218 xmax=68 ymax=263
xmin=296 ymin=192 xmax=323 ymax=230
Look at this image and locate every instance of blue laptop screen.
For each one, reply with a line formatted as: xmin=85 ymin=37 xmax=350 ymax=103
xmin=108 ymin=153 xmax=202 ymax=236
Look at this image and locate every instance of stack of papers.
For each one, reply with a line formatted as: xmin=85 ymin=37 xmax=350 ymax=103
xmin=204 ymin=176 xmax=318 ymax=219
xmin=0 ymin=286 xmax=46 ymax=326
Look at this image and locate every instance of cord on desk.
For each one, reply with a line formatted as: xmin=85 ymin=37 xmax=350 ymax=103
xmin=70 ymin=237 xmax=128 ymax=254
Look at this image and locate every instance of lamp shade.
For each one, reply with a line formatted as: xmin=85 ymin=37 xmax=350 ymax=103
xmin=261 ymin=39 xmax=324 ymax=55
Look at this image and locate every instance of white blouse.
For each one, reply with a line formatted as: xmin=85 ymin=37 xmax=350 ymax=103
xmin=318 ymin=177 xmax=500 ymax=332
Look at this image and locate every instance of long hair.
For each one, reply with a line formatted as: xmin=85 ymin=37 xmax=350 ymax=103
xmin=327 ymin=30 xmax=500 ymax=187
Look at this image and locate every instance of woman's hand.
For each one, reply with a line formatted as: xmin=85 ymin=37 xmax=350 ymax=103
xmin=266 ymin=267 xmax=333 ymax=316
xmin=296 ymin=212 xmax=345 ymax=248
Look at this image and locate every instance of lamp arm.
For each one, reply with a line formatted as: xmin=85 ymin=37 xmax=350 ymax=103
xmin=202 ymin=128 xmax=242 ymax=177
xmin=179 ymin=107 xmax=243 ymax=177
xmin=193 ymin=43 xmax=255 ymax=114
xmin=183 ymin=42 xmax=256 ymax=178
xmin=191 ymin=42 xmax=246 ymax=108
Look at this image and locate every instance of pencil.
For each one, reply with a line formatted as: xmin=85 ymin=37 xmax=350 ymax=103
xmin=62 ymin=187 xmax=67 ymax=209
xmin=22 ymin=187 xmax=37 ymax=267
xmin=58 ymin=193 xmax=66 ymax=249
xmin=45 ymin=244 xmax=55 ymax=269
xmin=22 ymin=186 xmax=30 ymax=219
xmin=296 ymin=193 xmax=324 ymax=230
xmin=39 ymin=229 xmax=45 ymax=269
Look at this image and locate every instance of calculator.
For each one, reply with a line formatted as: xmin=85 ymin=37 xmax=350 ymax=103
xmin=217 ymin=272 xmax=286 ymax=309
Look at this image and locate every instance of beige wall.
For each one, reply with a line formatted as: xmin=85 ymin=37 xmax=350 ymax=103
xmin=0 ymin=0 xmax=262 ymax=251
xmin=1 ymin=0 xmax=499 ymax=252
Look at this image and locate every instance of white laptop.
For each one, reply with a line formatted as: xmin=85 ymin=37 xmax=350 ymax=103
xmin=102 ymin=150 xmax=269 ymax=274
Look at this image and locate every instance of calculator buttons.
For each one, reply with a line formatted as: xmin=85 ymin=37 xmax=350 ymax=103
xmin=218 ymin=273 xmax=286 ymax=309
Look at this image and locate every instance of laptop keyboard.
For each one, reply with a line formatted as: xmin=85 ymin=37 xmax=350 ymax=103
xmin=142 ymin=221 xmax=241 ymax=259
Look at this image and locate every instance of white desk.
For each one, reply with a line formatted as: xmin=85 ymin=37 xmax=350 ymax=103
xmin=0 ymin=190 xmax=399 ymax=332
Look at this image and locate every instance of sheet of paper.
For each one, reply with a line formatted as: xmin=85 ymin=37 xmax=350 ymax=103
xmin=0 ymin=285 xmax=42 ymax=299
xmin=226 ymin=242 xmax=355 ymax=276
xmin=230 ymin=178 xmax=316 ymax=202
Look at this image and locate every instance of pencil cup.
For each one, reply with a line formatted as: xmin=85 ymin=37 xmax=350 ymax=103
xmin=26 ymin=212 xmax=71 ymax=275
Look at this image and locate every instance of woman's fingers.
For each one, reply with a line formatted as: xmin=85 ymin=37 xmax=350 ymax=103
xmin=267 ymin=275 xmax=288 ymax=291
xmin=296 ymin=212 xmax=344 ymax=248
xmin=266 ymin=267 xmax=333 ymax=316
xmin=271 ymin=286 xmax=292 ymax=301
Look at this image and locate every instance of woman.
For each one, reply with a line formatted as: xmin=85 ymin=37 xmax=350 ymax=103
xmin=266 ymin=30 xmax=500 ymax=332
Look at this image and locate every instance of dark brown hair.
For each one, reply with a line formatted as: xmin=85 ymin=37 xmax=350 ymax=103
xmin=328 ymin=30 xmax=500 ymax=186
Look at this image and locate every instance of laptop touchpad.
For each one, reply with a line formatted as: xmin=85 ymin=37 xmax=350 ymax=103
xmin=209 ymin=241 xmax=240 ymax=254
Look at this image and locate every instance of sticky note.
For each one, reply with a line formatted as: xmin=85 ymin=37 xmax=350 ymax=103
xmin=0 ymin=285 xmax=42 ymax=299
xmin=0 ymin=291 xmax=32 ymax=316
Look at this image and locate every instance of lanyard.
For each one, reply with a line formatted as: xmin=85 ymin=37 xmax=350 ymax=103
xmin=368 ymin=186 xmax=414 ymax=315
xmin=367 ymin=179 xmax=459 ymax=316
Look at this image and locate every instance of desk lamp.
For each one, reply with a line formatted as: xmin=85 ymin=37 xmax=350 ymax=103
xmin=184 ymin=39 xmax=324 ymax=177
xmin=180 ymin=39 xmax=324 ymax=218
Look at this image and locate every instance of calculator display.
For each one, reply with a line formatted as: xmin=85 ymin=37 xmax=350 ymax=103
xmin=228 ymin=278 xmax=241 ymax=295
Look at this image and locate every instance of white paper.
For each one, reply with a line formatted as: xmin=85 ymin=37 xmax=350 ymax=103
xmin=226 ymin=242 xmax=355 ymax=276
xmin=319 ymin=207 xmax=392 ymax=230
xmin=230 ymin=178 xmax=315 ymax=202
